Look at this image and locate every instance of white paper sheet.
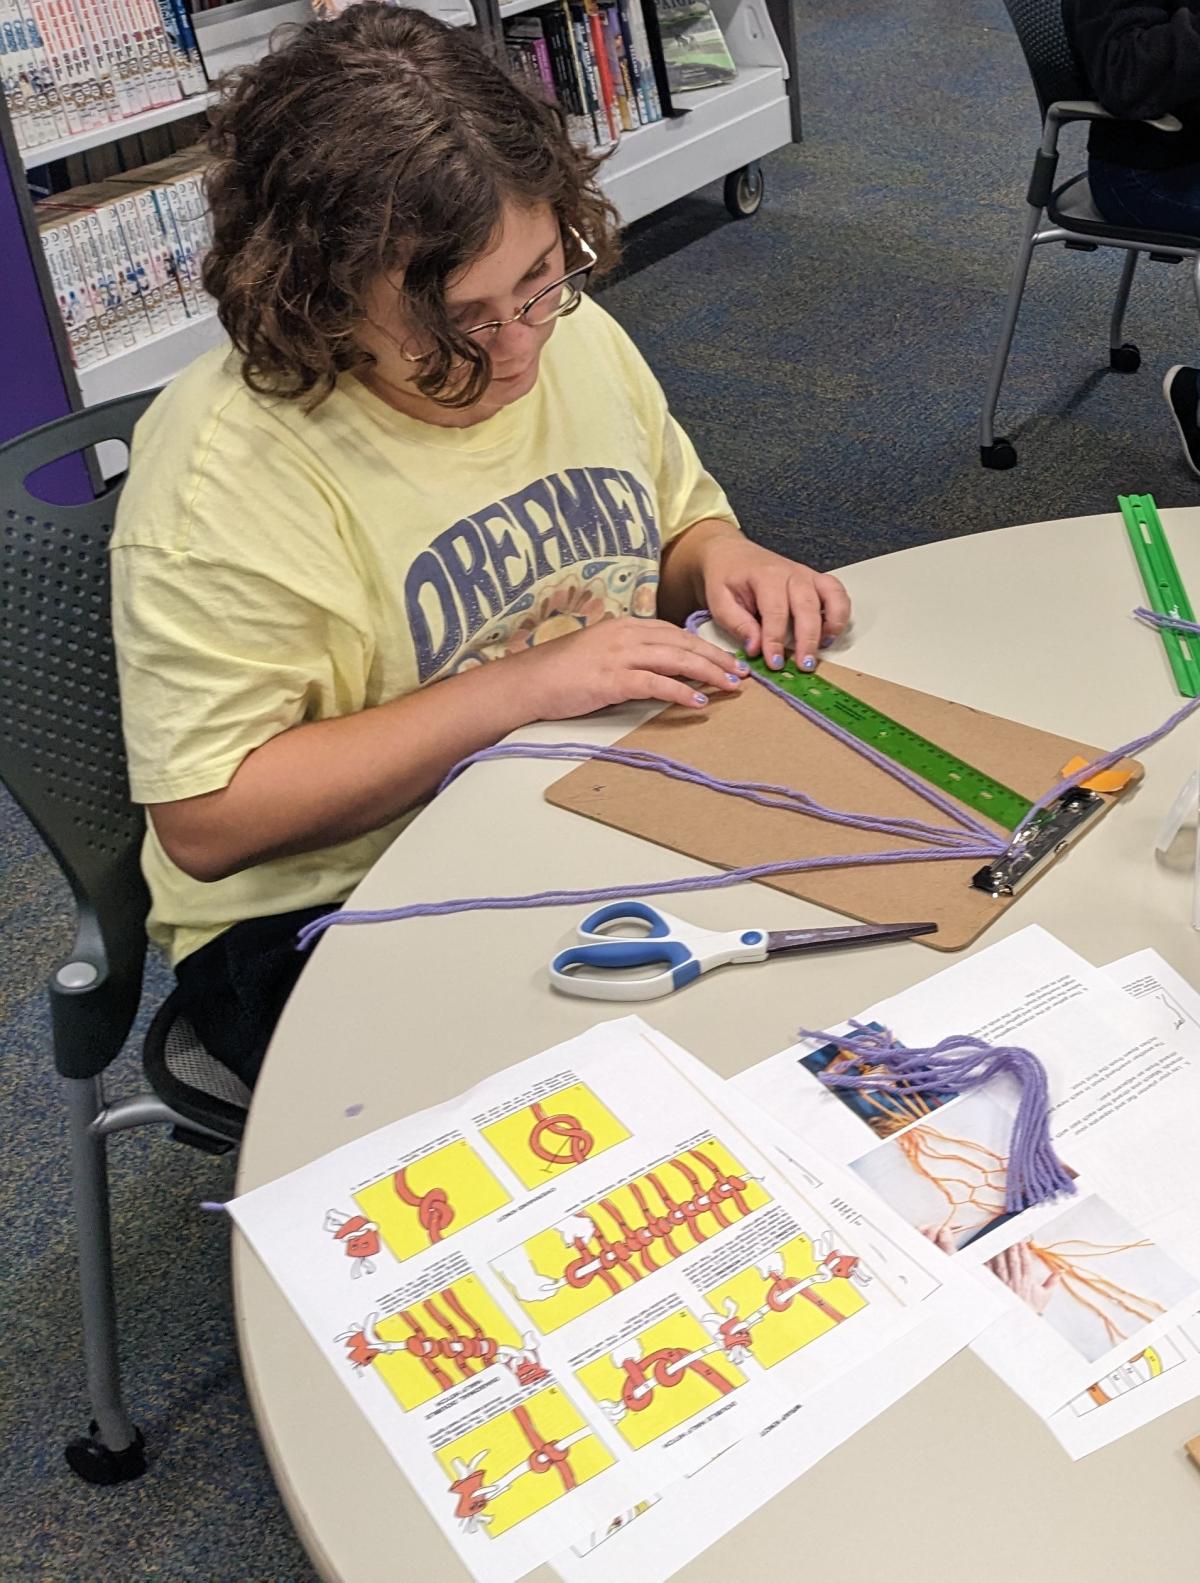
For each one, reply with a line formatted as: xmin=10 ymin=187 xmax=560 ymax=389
xmin=733 ymin=926 xmax=1200 ymax=1417
xmin=551 ymin=942 xmax=1200 ymax=1583
xmin=230 ymin=1016 xmax=989 ymax=1583
xmin=1041 ymin=949 xmax=1200 ymax=1458
xmin=549 ymin=1031 xmax=1002 ymax=1583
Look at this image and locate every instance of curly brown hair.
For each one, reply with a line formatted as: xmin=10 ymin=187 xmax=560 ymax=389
xmin=203 ymin=3 xmax=621 ymax=408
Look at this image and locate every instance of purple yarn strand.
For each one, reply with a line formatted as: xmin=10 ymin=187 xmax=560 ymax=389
xmin=1134 ymin=607 xmax=1200 ymax=637
xmin=685 ymin=611 xmax=1001 ymax=841
xmin=443 ymin=741 xmax=989 ymax=851
xmin=1011 ymin=605 xmax=1200 ymax=828
xmin=1016 ymin=688 xmax=1200 ymax=829
xmin=798 ymin=1024 xmax=1076 ymax=1215
xmin=295 ymin=604 xmax=1189 ymax=952
xmin=295 ymin=842 xmax=998 ymax=949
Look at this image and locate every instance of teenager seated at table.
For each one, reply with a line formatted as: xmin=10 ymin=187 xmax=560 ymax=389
xmin=111 ymin=3 xmax=849 ymax=1087
xmin=1063 ymin=0 xmax=1200 ymax=474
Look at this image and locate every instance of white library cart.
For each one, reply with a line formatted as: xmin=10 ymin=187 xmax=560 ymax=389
xmin=1 ymin=0 xmax=799 ymax=444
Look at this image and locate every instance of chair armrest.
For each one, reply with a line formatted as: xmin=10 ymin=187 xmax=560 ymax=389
xmin=1048 ymin=98 xmax=1183 ymax=133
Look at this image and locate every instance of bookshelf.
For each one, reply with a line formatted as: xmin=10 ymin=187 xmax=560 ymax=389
xmin=20 ymin=90 xmax=218 ymax=168
xmin=1 ymin=0 xmax=799 ymax=480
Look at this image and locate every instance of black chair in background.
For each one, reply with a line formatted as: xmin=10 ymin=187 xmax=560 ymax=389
xmin=0 ymin=393 xmax=249 ymax=1484
xmin=982 ymin=0 xmax=1199 ymax=468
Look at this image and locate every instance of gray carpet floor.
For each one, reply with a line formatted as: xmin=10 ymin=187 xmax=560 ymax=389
xmin=5 ymin=0 xmax=1200 ymax=1578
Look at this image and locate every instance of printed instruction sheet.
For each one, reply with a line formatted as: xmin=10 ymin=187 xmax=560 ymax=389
xmin=551 ymin=944 xmax=1200 ymax=1583
xmin=548 ymin=1032 xmax=1002 ymax=1583
xmin=229 ymin=1016 xmax=996 ymax=1583
xmin=737 ymin=924 xmax=1200 ymax=1418
xmin=1040 ymin=948 xmax=1200 ymax=1458
xmin=734 ymin=926 xmax=1200 ymax=1418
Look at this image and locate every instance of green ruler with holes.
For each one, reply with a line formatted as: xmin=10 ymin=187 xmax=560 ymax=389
xmin=1119 ymin=492 xmax=1200 ymax=698
xmin=744 ymin=656 xmax=1033 ymax=831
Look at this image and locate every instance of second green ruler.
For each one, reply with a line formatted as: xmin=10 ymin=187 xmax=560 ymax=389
xmin=1120 ymin=492 xmax=1200 ymax=697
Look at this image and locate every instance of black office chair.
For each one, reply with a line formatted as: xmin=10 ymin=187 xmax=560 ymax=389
xmin=0 ymin=393 xmax=250 ymax=1485
xmin=981 ymin=0 xmax=1198 ymax=468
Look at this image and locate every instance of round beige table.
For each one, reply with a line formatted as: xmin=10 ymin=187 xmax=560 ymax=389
xmin=234 ymin=510 xmax=1200 ymax=1583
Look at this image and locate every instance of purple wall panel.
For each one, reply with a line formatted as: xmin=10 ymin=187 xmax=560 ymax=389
xmin=0 ymin=149 xmax=90 ymax=502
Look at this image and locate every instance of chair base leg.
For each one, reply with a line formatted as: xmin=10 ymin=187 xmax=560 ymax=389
xmin=65 ymin=1419 xmax=147 ymax=1485
xmin=980 ymin=437 xmax=1018 ymax=470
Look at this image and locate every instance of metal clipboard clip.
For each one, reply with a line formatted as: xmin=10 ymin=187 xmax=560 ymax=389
xmin=971 ymin=790 xmax=1106 ymax=898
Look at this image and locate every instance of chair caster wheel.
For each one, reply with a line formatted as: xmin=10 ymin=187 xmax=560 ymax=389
xmin=65 ymin=1420 xmax=146 ymax=1485
xmin=980 ymin=438 xmax=1017 ymax=470
xmin=1110 ymin=342 xmax=1140 ymax=372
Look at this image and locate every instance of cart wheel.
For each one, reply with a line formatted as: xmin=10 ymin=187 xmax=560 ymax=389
xmin=723 ymin=163 xmax=764 ymax=219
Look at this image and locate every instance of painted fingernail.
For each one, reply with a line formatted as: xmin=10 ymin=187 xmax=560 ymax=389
xmin=735 ymin=658 xmax=750 ymax=673
xmin=802 ymin=655 xmax=817 ymax=672
xmin=770 ymin=653 xmax=784 ymax=669
xmin=725 ymin=672 xmax=742 ymax=685
xmin=819 ymin=635 xmax=835 ymax=649
xmin=693 ymin=692 xmax=708 ymax=706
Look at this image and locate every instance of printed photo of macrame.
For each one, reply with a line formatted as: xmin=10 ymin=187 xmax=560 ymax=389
xmin=477 ymin=1080 xmax=631 ymax=1191
xmin=576 ymin=1308 xmax=747 ymax=1449
xmin=492 ymin=1137 xmax=770 ymax=1333
xmin=987 ymin=1196 xmax=1197 ymax=1364
xmin=1069 ymin=1335 xmax=1188 ymax=1417
xmin=851 ymin=1089 xmax=1043 ymax=1250
xmin=800 ymin=1021 xmax=959 ymax=1139
xmin=333 ymin=1272 xmax=548 ymax=1411
xmin=436 ymin=1386 xmax=614 ymax=1539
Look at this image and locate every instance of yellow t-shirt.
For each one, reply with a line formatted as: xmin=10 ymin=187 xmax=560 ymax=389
xmin=111 ymin=296 xmax=738 ymax=966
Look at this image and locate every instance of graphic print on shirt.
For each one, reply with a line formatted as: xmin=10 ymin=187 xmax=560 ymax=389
xmin=403 ymin=465 xmax=664 ymax=681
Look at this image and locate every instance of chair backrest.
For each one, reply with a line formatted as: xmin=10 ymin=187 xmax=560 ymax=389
xmin=0 ymin=391 xmax=156 ymax=1078
xmin=1001 ymin=0 xmax=1088 ymax=118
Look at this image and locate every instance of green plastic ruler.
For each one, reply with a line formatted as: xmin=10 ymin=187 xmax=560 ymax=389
xmin=745 ymin=656 xmax=1033 ymax=831
xmin=1119 ymin=492 xmax=1200 ymax=698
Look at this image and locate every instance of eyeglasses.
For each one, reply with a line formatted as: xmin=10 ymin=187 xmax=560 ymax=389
xmin=398 ymin=229 xmax=598 ymax=362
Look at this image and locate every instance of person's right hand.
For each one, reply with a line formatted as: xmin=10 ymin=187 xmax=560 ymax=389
xmin=987 ymin=1242 xmax=1060 ymax=1316
xmin=517 ymin=616 xmax=747 ymax=719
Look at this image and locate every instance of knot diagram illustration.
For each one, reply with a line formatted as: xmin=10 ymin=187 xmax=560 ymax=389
xmin=492 ymin=1139 xmax=772 ymax=1332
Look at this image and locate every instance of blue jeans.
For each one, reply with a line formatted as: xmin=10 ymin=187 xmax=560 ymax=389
xmin=1089 ymin=157 xmax=1200 ymax=234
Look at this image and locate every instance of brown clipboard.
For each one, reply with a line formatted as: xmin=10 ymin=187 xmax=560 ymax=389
xmin=544 ymin=661 xmax=1141 ymax=952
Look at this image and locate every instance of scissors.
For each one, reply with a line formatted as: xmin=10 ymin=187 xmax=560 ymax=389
xmin=549 ymin=901 xmax=937 ymax=1002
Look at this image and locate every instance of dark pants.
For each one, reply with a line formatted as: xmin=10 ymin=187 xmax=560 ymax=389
xmin=174 ymin=903 xmax=340 ymax=1088
xmin=1089 ymin=157 xmax=1200 ymax=234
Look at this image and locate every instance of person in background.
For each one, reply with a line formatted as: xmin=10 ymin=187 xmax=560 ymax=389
xmin=1063 ymin=0 xmax=1200 ymax=472
xmin=111 ymin=4 xmax=850 ymax=1088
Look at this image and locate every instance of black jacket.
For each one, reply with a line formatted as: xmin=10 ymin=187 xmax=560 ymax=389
xmin=1062 ymin=0 xmax=1200 ymax=167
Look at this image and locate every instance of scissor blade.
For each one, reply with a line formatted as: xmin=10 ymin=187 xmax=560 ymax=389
xmin=765 ymin=921 xmax=937 ymax=954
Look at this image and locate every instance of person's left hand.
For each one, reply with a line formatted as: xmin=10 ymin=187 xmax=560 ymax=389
xmin=697 ymin=532 xmax=851 ymax=671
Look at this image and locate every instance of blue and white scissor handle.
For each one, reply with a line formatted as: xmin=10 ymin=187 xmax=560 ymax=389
xmin=548 ymin=901 xmax=769 ymax=1002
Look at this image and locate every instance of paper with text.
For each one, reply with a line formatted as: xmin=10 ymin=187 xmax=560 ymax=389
xmin=734 ymin=926 xmax=1200 ymax=1417
xmin=230 ymin=1016 xmax=991 ymax=1583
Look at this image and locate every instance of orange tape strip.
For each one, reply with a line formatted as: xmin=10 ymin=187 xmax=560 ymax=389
xmin=1058 ymin=755 xmax=1136 ymax=794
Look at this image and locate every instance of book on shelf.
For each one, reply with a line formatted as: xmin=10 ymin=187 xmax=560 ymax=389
xmin=34 ymin=142 xmax=213 ymax=369
xmin=502 ymin=0 xmax=662 ymax=152
xmin=652 ymin=0 xmax=735 ymax=94
xmin=0 ymin=0 xmax=208 ymax=156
